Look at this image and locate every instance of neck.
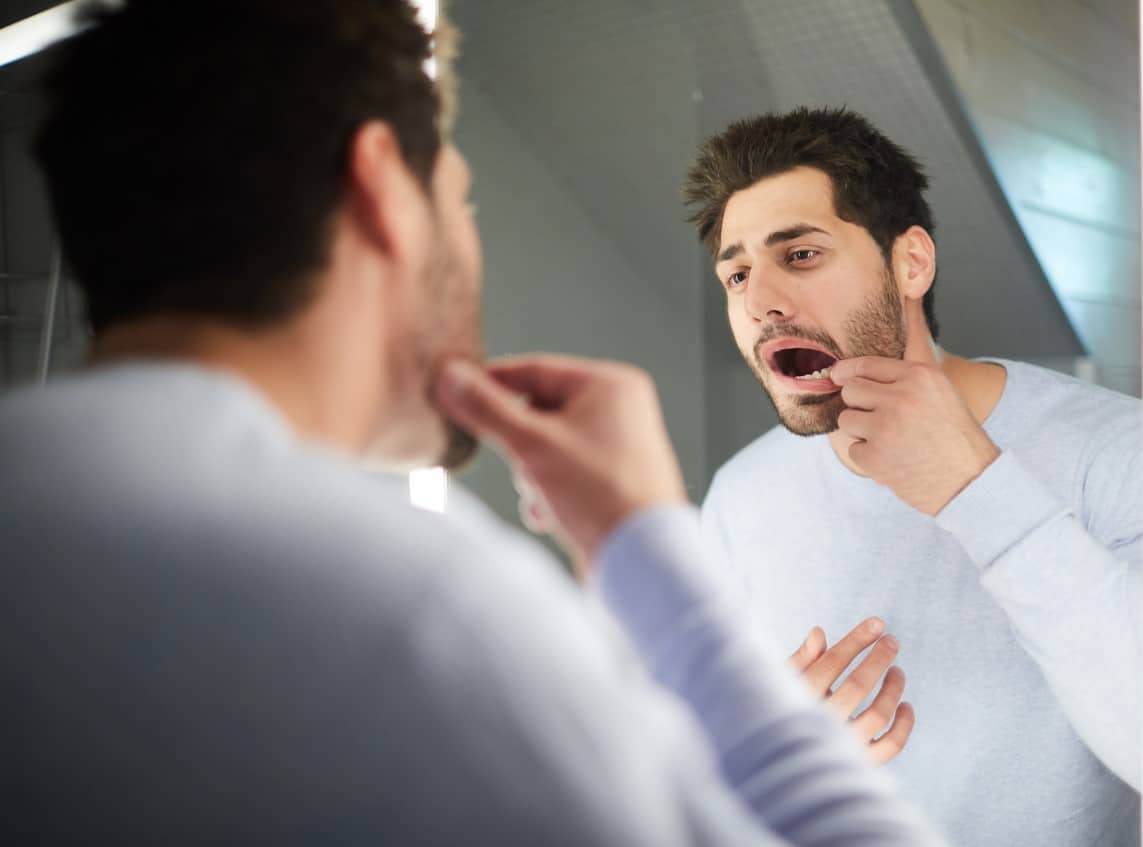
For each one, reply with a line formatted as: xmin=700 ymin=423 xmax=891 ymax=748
xmin=826 ymin=345 xmax=1007 ymax=476
xmin=90 ymin=312 xmax=382 ymax=454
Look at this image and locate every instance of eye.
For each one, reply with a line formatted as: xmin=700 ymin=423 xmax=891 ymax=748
xmin=786 ymin=248 xmax=821 ymax=265
xmin=725 ymin=270 xmax=749 ymax=290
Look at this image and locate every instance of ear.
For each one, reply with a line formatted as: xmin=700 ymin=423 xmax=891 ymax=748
xmin=345 ymin=120 xmax=431 ymax=265
xmin=892 ymin=225 xmax=936 ymax=302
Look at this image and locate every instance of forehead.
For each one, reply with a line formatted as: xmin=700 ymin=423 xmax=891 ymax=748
xmin=718 ymin=167 xmax=838 ymax=250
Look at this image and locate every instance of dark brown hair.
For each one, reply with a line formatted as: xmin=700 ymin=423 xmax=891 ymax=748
xmin=684 ymin=107 xmax=939 ymax=339
xmin=36 ymin=0 xmax=441 ymax=332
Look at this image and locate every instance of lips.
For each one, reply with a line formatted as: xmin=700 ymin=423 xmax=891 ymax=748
xmin=758 ymin=338 xmax=841 ymax=393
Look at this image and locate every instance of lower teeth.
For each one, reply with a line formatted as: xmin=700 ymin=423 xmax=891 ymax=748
xmin=795 ymin=368 xmax=832 ymax=380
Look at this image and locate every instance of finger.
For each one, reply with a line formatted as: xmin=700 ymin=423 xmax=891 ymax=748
xmin=511 ymin=467 xmax=540 ymax=500
xmin=518 ymin=493 xmax=554 ymax=533
xmin=435 ymin=359 xmax=545 ymax=454
xmin=829 ymin=635 xmax=900 ymax=716
xmin=512 ymin=469 xmax=555 ymax=533
xmin=836 ymin=407 xmax=877 ymax=442
xmin=867 ymin=702 xmax=916 ymax=766
xmin=484 ymin=355 xmax=597 ymax=409
xmin=803 ymin=617 xmax=884 ymax=695
xmin=830 ymin=356 xmax=912 ymax=385
xmin=788 ymin=626 xmax=827 ymax=673
xmin=851 ymin=666 xmax=906 ymax=740
xmin=839 ymin=377 xmax=890 ymax=411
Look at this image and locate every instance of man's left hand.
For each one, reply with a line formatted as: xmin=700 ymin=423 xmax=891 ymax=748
xmin=829 ymin=357 xmax=1000 ymax=516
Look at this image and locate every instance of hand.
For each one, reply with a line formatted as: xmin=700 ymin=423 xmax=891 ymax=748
xmin=829 ymin=356 xmax=1000 ymax=515
xmin=433 ymin=354 xmax=687 ymax=575
xmin=788 ymin=618 xmax=915 ymax=765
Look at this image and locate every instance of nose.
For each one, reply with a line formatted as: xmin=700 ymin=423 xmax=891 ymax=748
xmin=743 ymin=268 xmax=795 ymax=322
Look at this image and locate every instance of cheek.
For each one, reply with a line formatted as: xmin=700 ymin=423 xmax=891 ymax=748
xmin=725 ymin=301 xmax=761 ymax=358
xmin=725 ymin=299 xmax=748 ymax=336
xmin=464 ymin=227 xmax=482 ymax=294
xmin=451 ymin=212 xmax=482 ymax=294
xmin=802 ymin=277 xmax=867 ymax=329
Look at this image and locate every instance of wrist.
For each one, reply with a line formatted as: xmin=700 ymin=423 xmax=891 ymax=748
xmin=934 ymin=439 xmax=1001 ymax=517
xmin=583 ymin=492 xmax=689 ymax=567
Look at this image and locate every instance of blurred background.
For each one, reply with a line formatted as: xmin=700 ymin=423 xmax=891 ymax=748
xmin=1 ymin=0 xmax=1139 ymax=531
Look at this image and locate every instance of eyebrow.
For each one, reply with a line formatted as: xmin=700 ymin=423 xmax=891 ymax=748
xmin=716 ymin=223 xmax=831 ymax=263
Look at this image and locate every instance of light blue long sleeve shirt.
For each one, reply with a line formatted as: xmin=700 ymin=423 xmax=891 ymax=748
xmin=0 ymin=362 xmax=941 ymax=845
xmin=702 ymin=359 xmax=1141 ymax=846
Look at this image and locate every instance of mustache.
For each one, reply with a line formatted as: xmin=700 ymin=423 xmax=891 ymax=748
xmin=752 ymin=325 xmax=844 ymax=363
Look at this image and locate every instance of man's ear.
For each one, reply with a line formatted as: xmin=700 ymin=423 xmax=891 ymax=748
xmin=346 ymin=120 xmax=429 ymax=263
xmin=892 ymin=225 xmax=936 ymax=301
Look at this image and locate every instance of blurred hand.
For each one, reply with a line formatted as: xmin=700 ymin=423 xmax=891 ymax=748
xmin=788 ymin=618 xmax=915 ymax=766
xmin=434 ymin=354 xmax=687 ymax=576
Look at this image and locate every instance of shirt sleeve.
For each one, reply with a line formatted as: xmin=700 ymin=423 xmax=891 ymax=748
xmin=936 ymin=449 xmax=1142 ymax=789
xmin=592 ymin=504 xmax=944 ymax=845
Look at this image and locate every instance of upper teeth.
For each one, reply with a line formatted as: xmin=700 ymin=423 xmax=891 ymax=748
xmin=795 ymin=367 xmax=832 ymax=380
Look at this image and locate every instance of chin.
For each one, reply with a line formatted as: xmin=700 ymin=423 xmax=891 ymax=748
xmin=365 ymin=416 xmax=480 ymax=472
xmin=771 ymin=390 xmax=846 ymax=437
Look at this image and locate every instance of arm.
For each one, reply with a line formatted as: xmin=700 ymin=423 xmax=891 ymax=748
xmin=830 ymin=354 xmax=1141 ymax=789
xmin=935 ymin=449 xmax=1141 ymax=789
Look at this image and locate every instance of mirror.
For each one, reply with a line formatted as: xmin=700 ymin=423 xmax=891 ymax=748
xmin=1 ymin=3 xmax=1138 ymax=843
xmin=447 ymin=1 xmax=1141 ymax=844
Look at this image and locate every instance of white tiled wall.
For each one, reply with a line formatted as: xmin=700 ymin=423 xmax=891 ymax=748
xmin=916 ymin=0 xmax=1142 ymax=396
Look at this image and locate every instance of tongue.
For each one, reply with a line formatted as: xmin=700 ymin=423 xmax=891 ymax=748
xmin=793 ymin=348 xmax=835 ymax=376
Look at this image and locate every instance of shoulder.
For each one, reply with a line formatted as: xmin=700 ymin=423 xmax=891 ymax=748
xmin=995 ymin=361 xmax=1140 ymax=477
xmin=997 ymin=360 xmax=1140 ymax=443
xmin=995 ymin=360 xmax=1141 ymax=535
xmin=0 ymin=366 xmax=567 ymax=628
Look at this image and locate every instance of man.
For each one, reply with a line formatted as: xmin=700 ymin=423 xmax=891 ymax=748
xmin=0 ymin=3 xmax=945 ymax=845
xmin=687 ymin=107 xmax=1141 ymax=846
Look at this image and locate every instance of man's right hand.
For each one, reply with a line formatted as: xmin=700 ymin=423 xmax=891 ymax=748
xmin=788 ymin=617 xmax=915 ymax=765
xmin=434 ymin=355 xmax=687 ymax=576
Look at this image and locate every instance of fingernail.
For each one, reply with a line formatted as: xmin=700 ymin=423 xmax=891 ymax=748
xmin=881 ymin=635 xmax=898 ymax=651
xmin=866 ymin=617 xmax=885 ymax=635
xmin=439 ymin=360 xmax=476 ymax=400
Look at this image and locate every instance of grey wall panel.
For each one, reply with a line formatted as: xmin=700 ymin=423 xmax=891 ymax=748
xmin=452 ymin=78 xmax=708 ymax=532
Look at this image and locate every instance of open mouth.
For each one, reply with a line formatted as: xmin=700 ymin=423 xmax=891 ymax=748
xmin=759 ymin=339 xmax=840 ymax=388
xmin=773 ymin=347 xmax=837 ymax=380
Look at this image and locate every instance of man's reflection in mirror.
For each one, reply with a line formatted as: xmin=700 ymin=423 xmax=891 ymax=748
xmin=687 ymin=107 xmax=1140 ymax=847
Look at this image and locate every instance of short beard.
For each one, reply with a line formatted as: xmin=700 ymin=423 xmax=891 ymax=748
xmin=417 ymin=223 xmax=484 ymax=473
xmin=438 ymin=420 xmax=479 ymax=471
xmin=752 ymin=266 xmax=906 ymax=436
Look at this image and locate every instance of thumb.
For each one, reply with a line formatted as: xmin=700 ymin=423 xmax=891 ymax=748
xmin=788 ymin=626 xmax=827 ymax=672
xmin=435 ymin=359 xmax=544 ymax=455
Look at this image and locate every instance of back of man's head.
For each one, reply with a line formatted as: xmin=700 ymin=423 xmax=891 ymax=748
xmin=36 ymin=0 xmax=440 ymax=333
